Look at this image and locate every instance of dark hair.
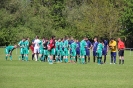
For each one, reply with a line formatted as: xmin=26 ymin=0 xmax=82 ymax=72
xmin=51 ymin=36 xmax=55 ymax=39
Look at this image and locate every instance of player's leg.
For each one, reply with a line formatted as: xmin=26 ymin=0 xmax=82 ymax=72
xmin=9 ymin=51 xmax=12 ymax=61
xmin=110 ymin=52 xmax=113 ymax=64
xmin=119 ymin=50 xmax=122 ymax=64
xmin=121 ymin=50 xmax=124 ymax=64
xmin=93 ymin=51 xmax=96 ymax=63
xmin=88 ymin=50 xmax=90 ymax=63
xmin=5 ymin=48 xmax=9 ymax=60
xmin=113 ymin=52 xmax=116 ymax=64
xmin=34 ymin=49 xmax=37 ymax=61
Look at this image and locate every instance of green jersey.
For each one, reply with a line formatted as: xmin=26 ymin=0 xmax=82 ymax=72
xmin=18 ymin=40 xmax=24 ymax=48
xmin=55 ymin=41 xmax=60 ymax=50
xmin=64 ymin=40 xmax=68 ymax=49
xmin=59 ymin=41 xmax=64 ymax=51
xmin=6 ymin=46 xmax=14 ymax=51
xmin=70 ymin=42 xmax=77 ymax=52
xmin=80 ymin=40 xmax=87 ymax=51
xmin=39 ymin=41 xmax=44 ymax=49
xmin=96 ymin=43 xmax=103 ymax=52
xmin=24 ymin=40 xmax=29 ymax=49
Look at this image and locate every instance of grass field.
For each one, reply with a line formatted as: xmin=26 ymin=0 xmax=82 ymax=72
xmin=0 ymin=48 xmax=133 ymax=88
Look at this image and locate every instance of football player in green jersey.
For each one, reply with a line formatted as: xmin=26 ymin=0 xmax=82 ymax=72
xmin=5 ymin=45 xmax=17 ymax=60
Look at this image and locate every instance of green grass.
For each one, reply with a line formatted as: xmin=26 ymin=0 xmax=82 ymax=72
xmin=0 ymin=48 xmax=133 ymax=88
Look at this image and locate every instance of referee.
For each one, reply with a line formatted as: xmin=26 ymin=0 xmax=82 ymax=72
xmin=118 ymin=38 xmax=125 ymax=64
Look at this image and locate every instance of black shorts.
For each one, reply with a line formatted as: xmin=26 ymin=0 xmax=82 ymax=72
xmin=119 ymin=50 xmax=124 ymax=56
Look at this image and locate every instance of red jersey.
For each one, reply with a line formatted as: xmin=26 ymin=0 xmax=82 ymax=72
xmin=118 ymin=41 xmax=125 ymax=49
xmin=30 ymin=45 xmax=34 ymax=52
xmin=48 ymin=39 xmax=55 ymax=50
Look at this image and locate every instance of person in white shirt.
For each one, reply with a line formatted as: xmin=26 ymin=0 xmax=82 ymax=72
xmin=34 ymin=36 xmax=41 ymax=61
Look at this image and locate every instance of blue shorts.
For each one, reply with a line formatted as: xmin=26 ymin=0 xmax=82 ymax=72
xmin=93 ymin=51 xmax=97 ymax=56
xmin=76 ymin=50 xmax=80 ymax=55
xmin=86 ymin=50 xmax=90 ymax=56
xmin=111 ymin=52 xmax=116 ymax=57
xmin=102 ymin=50 xmax=107 ymax=55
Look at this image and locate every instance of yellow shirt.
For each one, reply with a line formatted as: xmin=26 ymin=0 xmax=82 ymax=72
xmin=109 ymin=40 xmax=117 ymax=52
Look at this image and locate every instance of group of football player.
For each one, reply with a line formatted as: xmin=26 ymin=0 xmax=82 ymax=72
xmin=5 ymin=36 xmax=125 ymax=65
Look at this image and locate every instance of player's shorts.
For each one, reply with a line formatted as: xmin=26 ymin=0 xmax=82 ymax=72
xmin=64 ymin=48 xmax=68 ymax=56
xmin=102 ymin=50 xmax=107 ymax=55
xmin=34 ymin=48 xmax=39 ymax=54
xmin=111 ymin=52 xmax=116 ymax=57
xmin=55 ymin=48 xmax=60 ymax=56
xmin=39 ymin=48 xmax=44 ymax=54
xmin=48 ymin=48 xmax=55 ymax=55
xmin=96 ymin=51 xmax=102 ymax=57
xmin=44 ymin=49 xmax=48 ymax=56
xmin=93 ymin=51 xmax=97 ymax=56
xmin=23 ymin=48 xmax=29 ymax=54
xmin=71 ymin=50 xmax=76 ymax=57
xmin=86 ymin=50 xmax=90 ymax=56
xmin=59 ymin=50 xmax=64 ymax=56
xmin=5 ymin=48 xmax=11 ymax=54
xmin=80 ymin=49 xmax=86 ymax=56
xmin=76 ymin=50 xmax=80 ymax=55
xmin=20 ymin=48 xmax=24 ymax=54
xmin=118 ymin=50 xmax=124 ymax=56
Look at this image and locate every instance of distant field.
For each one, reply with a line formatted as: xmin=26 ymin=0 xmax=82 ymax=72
xmin=0 ymin=48 xmax=133 ymax=88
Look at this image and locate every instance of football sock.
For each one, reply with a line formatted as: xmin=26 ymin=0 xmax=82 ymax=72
xmin=119 ymin=59 xmax=121 ymax=64
xmin=104 ymin=55 xmax=106 ymax=63
xmin=66 ymin=58 xmax=68 ymax=63
xmin=9 ymin=56 xmax=12 ymax=60
xmin=85 ymin=56 xmax=87 ymax=63
xmin=93 ymin=56 xmax=95 ymax=63
xmin=122 ymin=60 xmax=124 ymax=64
xmin=5 ymin=56 xmax=8 ymax=60
xmin=88 ymin=57 xmax=90 ymax=62
xmin=81 ymin=58 xmax=85 ymax=64
xmin=32 ymin=54 xmax=34 ymax=60
xmin=26 ymin=56 xmax=28 ymax=61
xmin=114 ymin=56 xmax=116 ymax=63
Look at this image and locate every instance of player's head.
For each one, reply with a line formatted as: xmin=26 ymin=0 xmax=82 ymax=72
xmin=22 ymin=38 xmax=25 ymax=41
xmin=58 ymin=38 xmax=61 ymax=42
xmin=117 ymin=38 xmax=121 ymax=42
xmin=74 ymin=39 xmax=77 ymax=42
xmin=51 ymin=36 xmax=55 ymax=39
xmin=14 ymin=45 xmax=17 ymax=48
xmin=26 ymin=37 xmax=30 ymax=40
xmin=76 ymin=39 xmax=79 ymax=42
xmin=36 ymin=36 xmax=39 ymax=39
xmin=110 ymin=38 xmax=114 ymax=42
xmin=94 ymin=37 xmax=98 ymax=42
xmin=64 ymin=36 xmax=68 ymax=40
xmin=71 ymin=37 xmax=74 ymax=40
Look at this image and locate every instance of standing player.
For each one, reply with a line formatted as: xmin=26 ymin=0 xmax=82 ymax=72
xmin=18 ymin=38 xmax=25 ymax=60
xmin=55 ymin=38 xmax=60 ymax=62
xmin=118 ymin=38 xmax=125 ymax=64
xmin=38 ymin=38 xmax=45 ymax=61
xmin=109 ymin=38 xmax=117 ymax=64
xmin=92 ymin=37 xmax=99 ymax=63
xmin=96 ymin=40 xmax=104 ymax=64
xmin=85 ymin=37 xmax=92 ymax=63
xmin=30 ymin=44 xmax=34 ymax=60
xmin=102 ymin=39 xmax=109 ymax=63
xmin=5 ymin=45 xmax=17 ymax=60
xmin=47 ymin=36 xmax=56 ymax=64
xmin=76 ymin=39 xmax=80 ymax=62
xmin=63 ymin=36 xmax=69 ymax=63
xmin=43 ymin=38 xmax=49 ymax=62
xmin=23 ymin=38 xmax=29 ymax=61
xmin=34 ymin=36 xmax=41 ymax=61
xmin=59 ymin=38 xmax=64 ymax=62
xmin=80 ymin=37 xmax=87 ymax=64
xmin=70 ymin=39 xmax=77 ymax=63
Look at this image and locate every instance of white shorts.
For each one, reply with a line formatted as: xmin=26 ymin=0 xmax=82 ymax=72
xmin=34 ymin=48 xmax=39 ymax=54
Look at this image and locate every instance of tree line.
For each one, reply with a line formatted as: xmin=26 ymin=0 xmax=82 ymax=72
xmin=0 ymin=0 xmax=133 ymax=47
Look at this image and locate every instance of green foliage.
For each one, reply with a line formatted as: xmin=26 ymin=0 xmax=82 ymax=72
xmin=0 ymin=0 xmax=132 ymax=46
